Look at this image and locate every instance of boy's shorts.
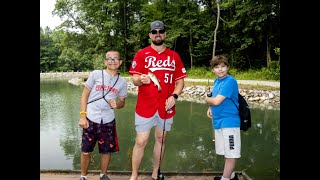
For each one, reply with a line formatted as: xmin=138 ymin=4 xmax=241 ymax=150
xmin=81 ymin=118 xmax=119 ymax=154
xmin=214 ymin=128 xmax=241 ymax=158
xmin=135 ymin=111 xmax=173 ymax=132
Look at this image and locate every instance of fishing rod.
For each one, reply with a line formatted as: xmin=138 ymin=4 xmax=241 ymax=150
xmin=207 ymin=79 xmax=212 ymax=97
xmin=157 ymin=39 xmax=178 ymax=180
xmin=206 ymin=79 xmax=215 ymax=143
xmin=157 ymin=78 xmax=170 ymax=180
xmin=157 ymin=118 xmax=165 ymax=180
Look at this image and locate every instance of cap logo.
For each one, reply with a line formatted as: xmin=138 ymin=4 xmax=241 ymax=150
xmin=155 ymin=22 xmax=160 ymax=27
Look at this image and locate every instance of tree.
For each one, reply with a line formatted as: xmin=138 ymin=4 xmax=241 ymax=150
xmin=212 ymin=0 xmax=220 ymax=57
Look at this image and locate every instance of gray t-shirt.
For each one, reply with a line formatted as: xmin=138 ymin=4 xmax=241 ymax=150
xmin=84 ymin=70 xmax=128 ymax=124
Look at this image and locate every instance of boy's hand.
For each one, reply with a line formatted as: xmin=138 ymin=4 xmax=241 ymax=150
xmin=108 ymin=99 xmax=117 ymax=109
xmin=79 ymin=117 xmax=89 ymax=129
xmin=207 ymin=107 xmax=212 ymax=119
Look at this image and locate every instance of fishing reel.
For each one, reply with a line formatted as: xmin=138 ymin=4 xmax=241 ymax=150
xmin=157 ymin=168 xmax=164 ymax=180
xmin=157 ymin=173 xmax=164 ymax=180
xmin=206 ymin=79 xmax=212 ymax=97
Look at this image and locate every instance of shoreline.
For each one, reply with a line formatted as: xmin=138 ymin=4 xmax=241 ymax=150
xmin=40 ymin=72 xmax=280 ymax=87
xmin=40 ymin=72 xmax=280 ymax=109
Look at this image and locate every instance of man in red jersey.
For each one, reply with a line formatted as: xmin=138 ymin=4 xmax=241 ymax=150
xmin=129 ymin=20 xmax=187 ymax=180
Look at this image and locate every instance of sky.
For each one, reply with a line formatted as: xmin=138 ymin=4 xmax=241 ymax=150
xmin=40 ymin=0 xmax=62 ymax=29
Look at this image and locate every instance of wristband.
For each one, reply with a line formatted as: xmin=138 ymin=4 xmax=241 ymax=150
xmin=171 ymin=94 xmax=178 ymax=99
xmin=80 ymin=111 xmax=88 ymax=115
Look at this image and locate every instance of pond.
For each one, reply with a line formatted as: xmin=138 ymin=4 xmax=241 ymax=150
xmin=40 ymin=79 xmax=280 ymax=180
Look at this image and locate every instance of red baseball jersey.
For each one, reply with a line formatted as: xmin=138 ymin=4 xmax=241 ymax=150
xmin=129 ymin=46 xmax=187 ymax=119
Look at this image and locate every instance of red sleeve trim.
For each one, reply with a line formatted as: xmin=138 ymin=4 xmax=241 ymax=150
xmin=128 ymin=71 xmax=143 ymax=75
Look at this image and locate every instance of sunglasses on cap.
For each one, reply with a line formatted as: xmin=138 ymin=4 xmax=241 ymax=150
xmin=150 ymin=29 xmax=165 ymax=34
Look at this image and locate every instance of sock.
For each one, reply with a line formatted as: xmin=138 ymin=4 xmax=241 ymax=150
xmin=221 ymin=177 xmax=230 ymax=180
xmin=100 ymin=173 xmax=105 ymax=177
xmin=230 ymin=172 xmax=235 ymax=179
xmin=80 ymin=175 xmax=87 ymax=179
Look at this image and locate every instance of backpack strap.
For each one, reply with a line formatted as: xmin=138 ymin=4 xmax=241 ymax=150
xmin=87 ymin=70 xmax=119 ymax=104
xmin=230 ymin=94 xmax=239 ymax=110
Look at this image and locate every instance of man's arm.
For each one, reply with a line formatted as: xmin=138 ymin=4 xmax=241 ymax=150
xmin=173 ymin=78 xmax=184 ymax=95
xmin=165 ymin=78 xmax=185 ymax=111
xmin=132 ymin=74 xmax=150 ymax=86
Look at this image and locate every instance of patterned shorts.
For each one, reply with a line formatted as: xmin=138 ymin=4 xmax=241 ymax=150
xmin=81 ymin=119 xmax=119 ymax=154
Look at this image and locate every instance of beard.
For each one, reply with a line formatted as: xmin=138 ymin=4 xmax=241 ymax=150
xmin=152 ymin=39 xmax=164 ymax=46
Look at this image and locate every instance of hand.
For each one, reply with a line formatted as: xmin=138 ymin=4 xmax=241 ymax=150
xmin=207 ymin=107 xmax=212 ymax=119
xmin=140 ymin=74 xmax=150 ymax=84
xmin=79 ymin=117 xmax=89 ymax=129
xmin=108 ymin=99 xmax=117 ymax=109
xmin=165 ymin=95 xmax=176 ymax=111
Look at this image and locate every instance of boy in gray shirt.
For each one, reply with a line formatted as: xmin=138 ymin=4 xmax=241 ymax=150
xmin=78 ymin=50 xmax=128 ymax=180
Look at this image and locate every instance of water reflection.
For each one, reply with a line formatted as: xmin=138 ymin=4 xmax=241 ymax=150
xmin=40 ymin=79 xmax=280 ymax=179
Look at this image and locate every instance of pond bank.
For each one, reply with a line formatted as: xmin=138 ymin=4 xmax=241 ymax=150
xmin=40 ymin=72 xmax=280 ymax=109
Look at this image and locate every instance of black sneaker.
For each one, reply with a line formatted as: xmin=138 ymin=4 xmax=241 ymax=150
xmin=214 ymin=173 xmax=239 ymax=180
xmin=100 ymin=174 xmax=110 ymax=180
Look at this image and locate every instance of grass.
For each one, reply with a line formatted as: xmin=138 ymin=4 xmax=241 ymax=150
xmin=184 ymin=81 xmax=279 ymax=91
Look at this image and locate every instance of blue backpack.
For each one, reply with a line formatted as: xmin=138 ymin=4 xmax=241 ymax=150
xmin=231 ymin=93 xmax=251 ymax=131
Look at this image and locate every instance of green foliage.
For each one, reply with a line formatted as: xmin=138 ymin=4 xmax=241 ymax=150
xmin=41 ymin=0 xmax=280 ymax=77
xmin=40 ymin=27 xmax=61 ymax=72
xmin=184 ymin=66 xmax=279 ymax=81
xmin=92 ymin=53 xmax=105 ymax=70
xmin=265 ymin=61 xmax=280 ymax=80
xmin=274 ymin=47 xmax=280 ymax=61
xmin=274 ymin=47 xmax=280 ymax=56
xmin=186 ymin=66 xmax=215 ymax=79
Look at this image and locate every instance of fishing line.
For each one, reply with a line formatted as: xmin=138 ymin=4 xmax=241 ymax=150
xmin=157 ymin=40 xmax=177 ymax=179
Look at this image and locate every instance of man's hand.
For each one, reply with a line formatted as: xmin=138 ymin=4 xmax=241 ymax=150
xmin=165 ymin=96 xmax=176 ymax=111
xmin=140 ymin=74 xmax=150 ymax=84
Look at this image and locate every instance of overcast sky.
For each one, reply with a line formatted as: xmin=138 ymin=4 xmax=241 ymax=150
xmin=40 ymin=0 xmax=62 ymax=29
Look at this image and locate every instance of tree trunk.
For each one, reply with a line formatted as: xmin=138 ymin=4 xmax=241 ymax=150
xmin=189 ymin=28 xmax=193 ymax=69
xmin=123 ymin=0 xmax=127 ymax=72
xmin=212 ymin=0 xmax=220 ymax=58
xmin=266 ymin=38 xmax=271 ymax=68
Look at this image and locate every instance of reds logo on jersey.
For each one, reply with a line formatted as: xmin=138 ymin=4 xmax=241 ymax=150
xmin=144 ymin=56 xmax=176 ymax=72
